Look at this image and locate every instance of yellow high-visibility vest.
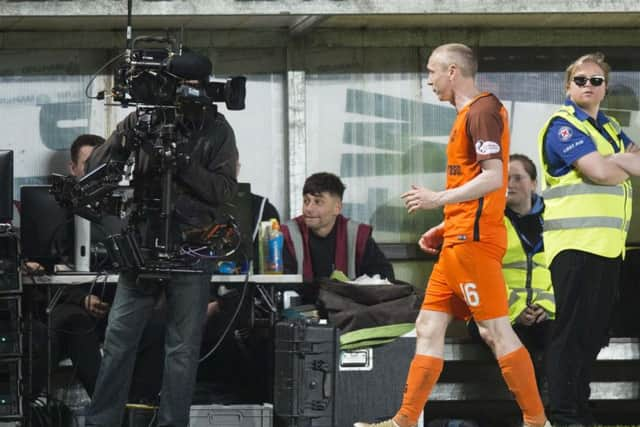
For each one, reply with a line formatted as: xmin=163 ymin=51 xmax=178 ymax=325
xmin=503 ymin=216 xmax=555 ymax=324
xmin=538 ymin=105 xmax=632 ymax=266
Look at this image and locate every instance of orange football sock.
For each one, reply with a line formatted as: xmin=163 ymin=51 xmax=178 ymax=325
xmin=394 ymin=354 xmax=444 ymax=427
xmin=498 ymin=346 xmax=547 ymax=426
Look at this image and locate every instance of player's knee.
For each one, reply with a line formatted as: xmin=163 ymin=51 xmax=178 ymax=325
xmin=477 ymin=319 xmax=516 ymax=352
xmin=415 ymin=319 xmax=430 ymax=340
xmin=477 ymin=321 xmax=512 ymax=352
xmin=476 ymin=324 xmax=497 ymax=350
xmin=415 ymin=315 xmax=445 ymax=342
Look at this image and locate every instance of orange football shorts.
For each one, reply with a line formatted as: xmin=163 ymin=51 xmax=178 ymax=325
xmin=421 ymin=241 xmax=509 ymax=321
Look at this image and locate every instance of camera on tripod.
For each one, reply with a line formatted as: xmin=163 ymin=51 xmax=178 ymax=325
xmin=110 ymin=36 xmax=246 ymax=111
xmin=49 ymin=31 xmax=248 ymax=274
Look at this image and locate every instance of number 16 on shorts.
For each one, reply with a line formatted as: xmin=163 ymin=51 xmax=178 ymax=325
xmin=459 ymin=282 xmax=480 ymax=307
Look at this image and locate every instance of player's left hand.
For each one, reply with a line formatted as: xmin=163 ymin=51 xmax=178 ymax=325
xmin=402 ymin=184 xmax=442 ymax=213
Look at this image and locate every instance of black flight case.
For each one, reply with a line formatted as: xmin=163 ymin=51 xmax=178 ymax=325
xmin=273 ymin=319 xmax=338 ymax=427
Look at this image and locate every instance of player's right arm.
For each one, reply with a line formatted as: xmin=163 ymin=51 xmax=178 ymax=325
xmin=436 ymin=158 xmax=503 ymax=205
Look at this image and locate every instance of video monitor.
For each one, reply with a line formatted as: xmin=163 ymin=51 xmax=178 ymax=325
xmin=0 ymin=150 xmax=13 ymax=222
xmin=20 ymin=185 xmax=73 ymax=272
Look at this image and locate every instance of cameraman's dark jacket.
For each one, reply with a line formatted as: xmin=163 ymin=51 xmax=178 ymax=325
xmin=86 ymin=110 xmax=239 ymax=250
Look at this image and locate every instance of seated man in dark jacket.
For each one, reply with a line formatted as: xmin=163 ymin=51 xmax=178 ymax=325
xmin=282 ymin=172 xmax=394 ymax=284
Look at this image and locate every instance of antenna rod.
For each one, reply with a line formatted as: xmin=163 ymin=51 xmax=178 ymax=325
xmin=126 ymin=0 xmax=133 ymax=62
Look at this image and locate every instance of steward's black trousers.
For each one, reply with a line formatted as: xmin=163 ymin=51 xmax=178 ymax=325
xmin=547 ymin=249 xmax=621 ymax=426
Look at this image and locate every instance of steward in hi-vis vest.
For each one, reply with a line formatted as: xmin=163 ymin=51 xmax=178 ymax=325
xmin=539 ymin=103 xmax=632 ymax=266
xmin=539 ymin=52 xmax=640 ymax=426
xmin=503 ymin=195 xmax=555 ymax=324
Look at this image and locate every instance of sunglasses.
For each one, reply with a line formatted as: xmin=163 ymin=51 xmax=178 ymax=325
xmin=572 ymin=75 xmax=605 ymax=87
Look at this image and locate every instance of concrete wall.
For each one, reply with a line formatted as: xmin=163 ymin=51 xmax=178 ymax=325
xmin=0 ymin=0 xmax=639 ymax=16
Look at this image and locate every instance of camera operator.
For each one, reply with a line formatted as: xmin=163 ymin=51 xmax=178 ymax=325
xmin=84 ymin=52 xmax=239 ymax=427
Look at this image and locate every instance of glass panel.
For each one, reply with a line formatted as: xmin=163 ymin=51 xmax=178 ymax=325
xmin=306 ymin=72 xmax=450 ymax=243
xmin=0 ymin=49 xmax=108 ymax=211
xmin=605 ymin=72 xmax=640 ymax=244
xmin=0 ymin=48 xmax=287 ymax=227
xmin=219 ymin=74 xmax=287 ymax=219
xmin=306 ymin=65 xmax=640 ymax=244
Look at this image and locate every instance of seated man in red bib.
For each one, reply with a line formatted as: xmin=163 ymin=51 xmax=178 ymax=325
xmin=282 ymin=172 xmax=394 ymax=288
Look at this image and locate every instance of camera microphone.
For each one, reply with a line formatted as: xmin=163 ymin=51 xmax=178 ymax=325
xmin=168 ymin=51 xmax=212 ymax=81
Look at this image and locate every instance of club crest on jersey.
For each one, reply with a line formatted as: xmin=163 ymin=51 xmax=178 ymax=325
xmin=558 ymin=126 xmax=573 ymax=142
xmin=475 ymin=140 xmax=500 ymax=155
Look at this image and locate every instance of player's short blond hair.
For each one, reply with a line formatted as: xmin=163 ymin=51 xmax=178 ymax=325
xmin=432 ymin=43 xmax=478 ymax=78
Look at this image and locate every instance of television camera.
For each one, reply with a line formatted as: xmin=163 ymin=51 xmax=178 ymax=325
xmin=52 ymin=29 xmax=246 ymax=274
xmin=110 ymin=35 xmax=246 ymax=110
